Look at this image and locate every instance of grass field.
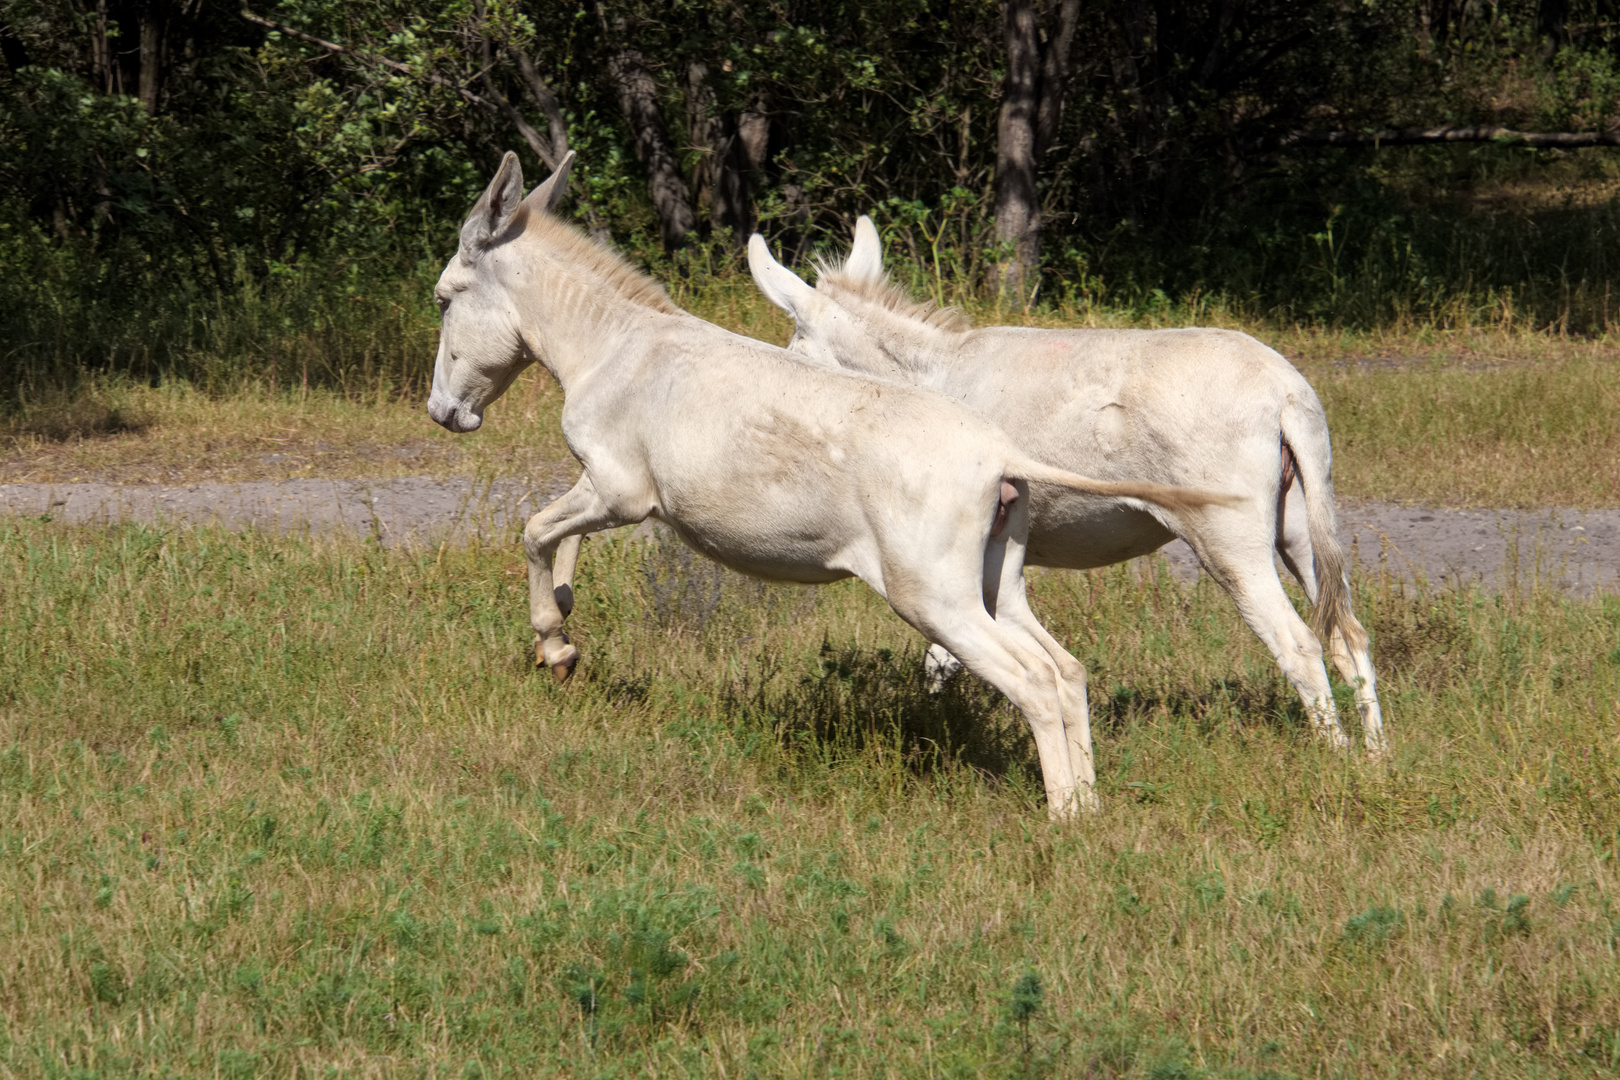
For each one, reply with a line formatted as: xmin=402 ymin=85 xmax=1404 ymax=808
xmin=3 ymin=515 xmax=1620 ymax=1077
xmin=5 ymin=279 xmax=1620 ymax=1075
xmin=5 ymin=299 xmax=1618 ymax=508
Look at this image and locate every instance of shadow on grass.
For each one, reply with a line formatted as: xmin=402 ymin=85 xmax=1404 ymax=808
xmin=1090 ymin=674 xmax=1316 ymax=743
xmin=735 ymin=640 xmax=1042 ymax=789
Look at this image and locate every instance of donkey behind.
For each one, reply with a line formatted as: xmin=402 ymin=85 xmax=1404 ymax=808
xmin=426 ymin=152 xmax=1234 ymax=818
xmin=745 ymin=219 xmax=1385 ymax=756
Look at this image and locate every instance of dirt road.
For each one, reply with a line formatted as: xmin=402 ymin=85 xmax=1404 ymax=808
xmin=2 ymin=477 xmax=1616 ymax=594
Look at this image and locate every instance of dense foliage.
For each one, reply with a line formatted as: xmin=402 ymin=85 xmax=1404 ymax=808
xmin=4 ymin=0 xmax=1620 ymax=390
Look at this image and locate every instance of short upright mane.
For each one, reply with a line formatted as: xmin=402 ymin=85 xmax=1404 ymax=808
xmin=514 ymin=207 xmax=683 ymax=315
xmin=815 ymin=263 xmax=971 ymax=332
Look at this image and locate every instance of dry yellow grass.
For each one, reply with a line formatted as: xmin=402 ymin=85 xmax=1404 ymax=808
xmin=0 ymin=279 xmax=794 ymax=488
xmin=4 ymin=291 xmax=1616 ymax=509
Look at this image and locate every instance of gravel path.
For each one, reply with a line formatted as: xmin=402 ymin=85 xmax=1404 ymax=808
xmin=0 ymin=476 xmax=562 ymax=547
xmin=3 ymin=477 xmax=1617 ymax=594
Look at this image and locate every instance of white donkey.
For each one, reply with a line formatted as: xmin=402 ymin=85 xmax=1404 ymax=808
xmin=426 ymin=152 xmax=1232 ymax=818
xmin=744 ymin=218 xmax=1385 ymax=756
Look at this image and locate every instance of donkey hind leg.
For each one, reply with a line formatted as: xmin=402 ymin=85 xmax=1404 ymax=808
xmin=990 ymin=589 xmax=1098 ymax=812
xmin=1275 ymin=479 xmax=1316 ymax=594
xmin=896 ymin=523 xmax=1086 ymax=819
xmin=1199 ymin=543 xmax=1349 ymax=749
xmin=1275 ymin=489 xmax=1387 ymax=757
xmin=552 ymin=534 xmax=584 ymax=617
xmin=1328 ymin=612 xmax=1386 ymax=758
xmin=522 ymin=475 xmax=632 ymax=682
xmin=915 ymin=601 xmax=1086 ymax=820
xmin=923 ymin=643 xmax=965 ymax=692
xmin=975 ymin=518 xmax=1098 ymax=812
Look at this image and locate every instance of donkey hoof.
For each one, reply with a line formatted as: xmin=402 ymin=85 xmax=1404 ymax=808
xmin=534 ymin=631 xmax=573 ymax=670
xmin=550 ymin=655 xmax=578 ymax=684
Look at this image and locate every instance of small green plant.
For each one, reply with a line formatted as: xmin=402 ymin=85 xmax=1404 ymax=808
xmin=1005 ymin=970 xmax=1045 ymax=1074
xmin=1339 ymin=905 xmax=1403 ymax=952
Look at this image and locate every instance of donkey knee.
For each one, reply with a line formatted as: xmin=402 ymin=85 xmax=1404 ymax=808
xmin=522 ymin=517 xmax=553 ymax=561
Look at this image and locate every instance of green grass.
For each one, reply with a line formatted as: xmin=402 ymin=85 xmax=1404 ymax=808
xmin=3 ymin=518 xmax=1620 ymax=1077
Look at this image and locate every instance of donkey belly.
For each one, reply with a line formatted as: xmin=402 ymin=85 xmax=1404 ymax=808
xmin=1025 ymin=500 xmax=1175 ymax=571
xmin=660 ymin=514 xmax=855 ymax=585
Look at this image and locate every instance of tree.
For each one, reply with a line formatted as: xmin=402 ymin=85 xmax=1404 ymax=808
xmin=990 ymin=0 xmax=1076 ymax=302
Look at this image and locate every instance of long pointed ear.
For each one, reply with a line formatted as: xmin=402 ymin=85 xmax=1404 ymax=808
xmin=843 ymin=215 xmax=884 ymax=283
xmin=748 ymin=234 xmax=819 ymax=317
xmin=522 ymin=150 xmax=575 ymax=215
xmin=460 ymin=151 xmax=525 ymax=262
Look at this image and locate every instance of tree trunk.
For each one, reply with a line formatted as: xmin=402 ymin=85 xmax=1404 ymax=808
xmin=1282 ymin=125 xmax=1620 ymax=149
xmin=686 ymin=62 xmax=753 ymax=245
xmin=1539 ymin=0 xmax=1570 ymax=58
xmin=686 ymin=63 xmax=719 ymax=224
xmin=738 ymin=95 xmax=770 ymax=173
xmin=92 ymin=0 xmax=120 ymax=95
xmin=605 ymin=20 xmax=695 ymax=250
xmin=991 ymin=0 xmax=1044 ymax=302
xmin=138 ymin=10 xmax=164 ymax=114
xmin=1035 ymin=0 xmax=1078 ymax=159
xmin=711 ymin=115 xmax=753 ymax=241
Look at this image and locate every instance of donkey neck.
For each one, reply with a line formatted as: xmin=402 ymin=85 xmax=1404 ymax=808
xmin=836 ymin=297 xmax=959 ymax=387
xmin=501 ymin=222 xmax=686 ymax=391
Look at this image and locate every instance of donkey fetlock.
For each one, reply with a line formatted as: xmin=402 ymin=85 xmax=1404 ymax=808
xmin=535 ymin=631 xmax=579 ymax=683
xmin=1309 ymin=701 xmax=1351 ymax=750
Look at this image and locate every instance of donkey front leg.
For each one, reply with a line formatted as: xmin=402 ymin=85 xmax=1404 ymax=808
xmin=522 ymin=476 xmax=631 ymax=683
xmin=552 ymin=534 xmax=584 ymax=617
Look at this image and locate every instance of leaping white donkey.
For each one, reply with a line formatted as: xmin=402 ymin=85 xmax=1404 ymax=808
xmin=746 ymin=217 xmax=1386 ymax=756
xmin=426 ymin=152 xmax=1234 ymax=818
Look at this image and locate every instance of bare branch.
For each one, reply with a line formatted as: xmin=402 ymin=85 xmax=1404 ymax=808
xmin=513 ymin=47 xmax=569 ymax=164
xmin=1283 ymin=125 xmax=1620 ymax=149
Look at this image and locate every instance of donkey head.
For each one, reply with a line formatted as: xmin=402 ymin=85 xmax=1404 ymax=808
xmin=746 ymin=232 xmax=903 ymax=379
xmin=427 ymin=151 xmax=573 ymax=433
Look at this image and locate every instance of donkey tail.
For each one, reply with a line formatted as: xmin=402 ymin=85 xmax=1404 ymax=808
xmin=1007 ymin=457 xmax=1245 ymax=518
xmin=1278 ymin=394 xmax=1361 ymax=646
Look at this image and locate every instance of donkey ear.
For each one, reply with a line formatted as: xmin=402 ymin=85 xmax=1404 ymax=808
xmin=843 ymin=215 xmax=884 ymax=282
xmin=523 ymin=150 xmax=575 ymax=214
xmin=460 ymin=151 xmax=526 ymax=261
xmin=748 ymin=234 xmax=818 ymax=316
